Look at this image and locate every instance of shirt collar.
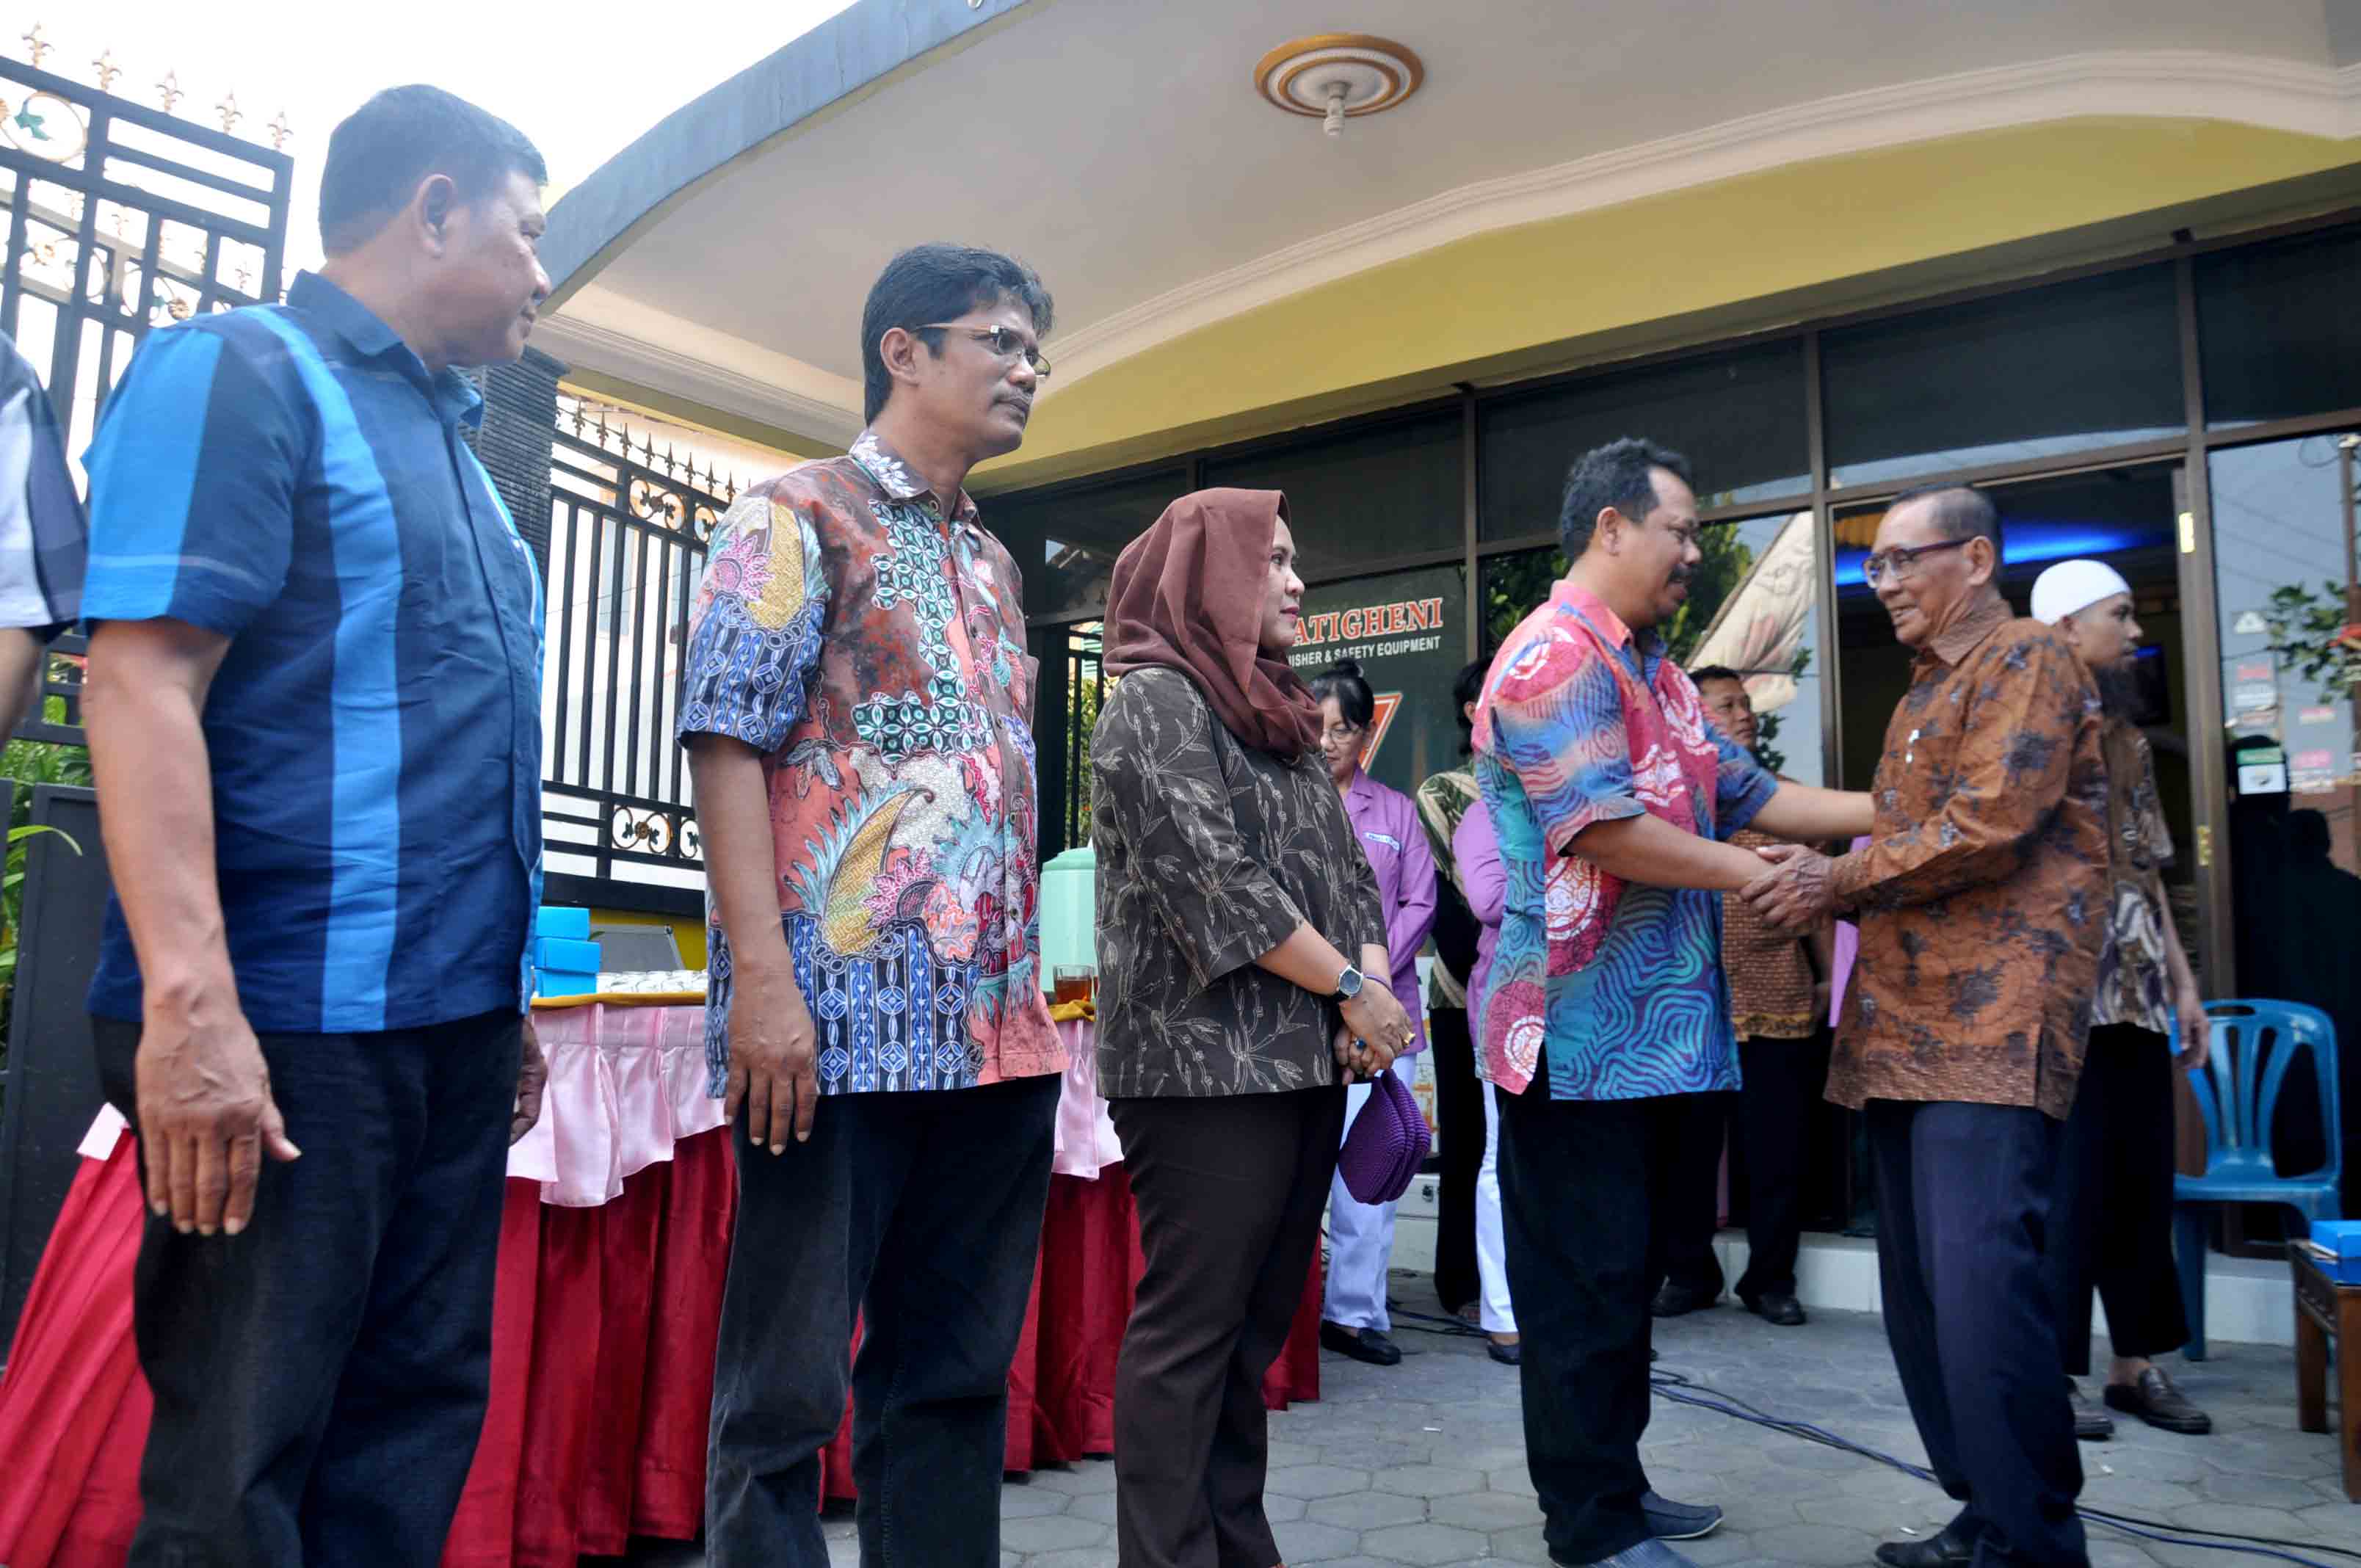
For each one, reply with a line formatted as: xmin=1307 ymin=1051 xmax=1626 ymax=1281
xmin=1551 ymin=576 xmax=1662 ymax=659
xmin=1344 ymin=769 xmax=1382 ymax=811
xmin=1922 ymin=594 xmax=2013 ymax=669
xmin=849 ymin=428 xmax=981 ymax=526
xmin=286 ymin=272 xmax=485 ymax=430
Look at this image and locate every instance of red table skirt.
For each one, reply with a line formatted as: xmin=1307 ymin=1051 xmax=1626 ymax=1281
xmin=0 ymin=1127 xmax=1321 ymax=1568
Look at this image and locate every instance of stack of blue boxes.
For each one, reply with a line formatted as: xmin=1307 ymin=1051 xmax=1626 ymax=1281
xmin=534 ymin=906 xmax=601 ymax=998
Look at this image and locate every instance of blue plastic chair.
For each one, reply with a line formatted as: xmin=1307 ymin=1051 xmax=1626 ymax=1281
xmin=2173 ymin=999 xmax=2342 ymax=1360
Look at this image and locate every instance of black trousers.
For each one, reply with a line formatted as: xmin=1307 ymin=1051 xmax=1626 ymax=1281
xmin=1498 ymin=1084 xmax=1706 ymax=1564
xmin=91 ymin=1009 xmax=522 ymax=1568
xmin=2045 ymin=1024 xmax=2192 ymax=1374
xmin=1108 ymin=1086 xmax=1346 ymax=1568
xmin=1868 ymin=1100 xmax=2087 ymax=1568
xmin=706 ymin=1073 xmax=1059 ymax=1568
xmin=1427 ymin=1006 xmax=1484 ymax=1315
xmin=1660 ymin=1036 xmax=1825 ymax=1300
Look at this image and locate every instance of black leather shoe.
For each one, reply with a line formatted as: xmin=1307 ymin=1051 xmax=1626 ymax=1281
xmin=1486 ymin=1336 xmax=1522 ymax=1367
xmin=2104 ymin=1366 xmax=2212 ymax=1434
xmin=1641 ymin=1490 xmax=1722 ymax=1540
xmin=1319 ymin=1322 xmax=1402 ymax=1366
xmin=1741 ymin=1291 xmax=1807 ymax=1326
xmin=1874 ymin=1525 xmax=1976 ymax=1568
xmin=2068 ymin=1379 xmax=2115 ymax=1441
xmin=1649 ymin=1282 xmax=1719 ymax=1318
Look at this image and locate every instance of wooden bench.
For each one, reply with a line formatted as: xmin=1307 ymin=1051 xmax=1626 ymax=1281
xmin=2291 ymin=1245 xmax=2361 ymax=1502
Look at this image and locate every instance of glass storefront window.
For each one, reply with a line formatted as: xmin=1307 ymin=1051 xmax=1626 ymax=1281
xmin=1285 ymin=562 xmax=1469 ymax=799
xmin=1203 ymin=409 xmax=1462 ymax=576
xmin=1823 ymin=266 xmax=2181 ymax=489
xmin=2207 ymin=432 xmax=2360 ymax=1214
xmin=2198 ymin=229 xmax=2361 ymax=431
xmin=1476 ymin=341 xmax=1807 ymax=540
xmin=1480 ymin=509 xmax=1823 ymax=784
xmin=985 ymin=467 xmax=1186 ymax=617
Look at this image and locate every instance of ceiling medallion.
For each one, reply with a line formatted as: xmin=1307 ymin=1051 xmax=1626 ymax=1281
xmin=1254 ymin=33 xmax=1424 ymax=137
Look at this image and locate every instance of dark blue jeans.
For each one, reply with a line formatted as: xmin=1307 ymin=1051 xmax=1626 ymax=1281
xmin=1867 ymin=1099 xmax=2088 ymax=1567
xmin=92 ymin=1009 xmax=521 ymax=1568
xmin=705 ymin=1072 xmax=1059 ymax=1568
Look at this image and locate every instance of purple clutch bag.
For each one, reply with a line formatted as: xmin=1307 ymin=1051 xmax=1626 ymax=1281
xmin=1337 ymin=1065 xmax=1430 ymax=1205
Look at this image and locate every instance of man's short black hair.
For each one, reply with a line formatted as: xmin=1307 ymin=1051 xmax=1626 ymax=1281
xmin=1689 ymin=664 xmax=1744 ymax=689
xmin=1558 ymin=438 xmax=1694 ymax=561
xmin=1889 ymin=482 xmax=2003 ymax=553
xmin=1453 ymin=657 xmax=1487 ymax=755
xmin=319 ymin=86 xmax=545 ymax=255
xmin=861 ymin=244 xmax=1054 ymax=424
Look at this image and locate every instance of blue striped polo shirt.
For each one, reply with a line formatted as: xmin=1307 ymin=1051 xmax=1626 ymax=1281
xmin=81 ymin=272 xmax=543 ymax=1034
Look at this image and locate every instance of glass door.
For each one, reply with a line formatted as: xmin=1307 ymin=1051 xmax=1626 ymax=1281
xmin=2202 ymin=431 xmax=2361 ymax=1220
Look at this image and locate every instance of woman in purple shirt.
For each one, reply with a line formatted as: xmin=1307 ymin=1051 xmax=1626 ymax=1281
xmin=1454 ymin=793 xmax=1521 ymax=1363
xmin=1312 ymin=661 xmax=1440 ymax=1367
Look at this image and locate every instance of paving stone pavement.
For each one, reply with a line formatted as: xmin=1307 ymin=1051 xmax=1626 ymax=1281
xmin=608 ymin=1274 xmax=2360 ymax=1567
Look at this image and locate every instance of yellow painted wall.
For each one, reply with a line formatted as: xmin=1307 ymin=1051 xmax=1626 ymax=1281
xmin=590 ymin=907 xmax=708 ymax=970
xmin=981 ymin=118 xmax=2359 ymax=488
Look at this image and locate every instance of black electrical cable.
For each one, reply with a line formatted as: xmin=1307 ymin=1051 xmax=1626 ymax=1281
xmin=1644 ymin=1368 xmax=2357 ymax=1568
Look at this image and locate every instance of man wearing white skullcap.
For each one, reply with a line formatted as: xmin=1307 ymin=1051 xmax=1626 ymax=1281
xmin=2031 ymin=559 xmax=2216 ymax=1442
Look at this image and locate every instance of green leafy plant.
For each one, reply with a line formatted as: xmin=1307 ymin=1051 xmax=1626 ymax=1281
xmin=2263 ymin=581 xmax=2361 ymax=705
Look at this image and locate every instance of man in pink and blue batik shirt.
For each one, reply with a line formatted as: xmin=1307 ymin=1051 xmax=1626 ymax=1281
xmin=1471 ymin=438 xmax=1871 ymax=1568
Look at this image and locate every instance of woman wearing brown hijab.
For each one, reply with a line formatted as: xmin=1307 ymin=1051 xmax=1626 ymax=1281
xmin=1091 ymin=489 xmax=1416 ymax=1568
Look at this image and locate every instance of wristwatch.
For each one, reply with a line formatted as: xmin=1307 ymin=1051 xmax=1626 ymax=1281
xmin=1327 ymin=963 xmax=1365 ymax=1005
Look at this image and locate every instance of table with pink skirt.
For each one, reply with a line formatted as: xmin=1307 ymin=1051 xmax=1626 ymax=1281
xmin=0 ymin=1003 xmax=1324 ymax=1567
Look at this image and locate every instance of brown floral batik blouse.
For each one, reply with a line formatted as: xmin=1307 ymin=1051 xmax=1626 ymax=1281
xmin=1090 ymin=667 xmax=1386 ymax=1098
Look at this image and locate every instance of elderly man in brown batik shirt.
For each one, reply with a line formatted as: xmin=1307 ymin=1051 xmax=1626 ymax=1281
xmin=1746 ymin=484 xmax=2106 ymax=1568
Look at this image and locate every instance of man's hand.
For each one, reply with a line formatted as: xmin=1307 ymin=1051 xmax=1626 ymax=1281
xmin=511 ymin=1015 xmax=547 ymax=1145
xmin=1742 ymin=842 xmax=1840 ymax=934
xmin=2175 ymin=987 xmax=2212 ymax=1075
xmin=726 ymin=957 xmax=819 ymax=1153
xmin=134 ymin=1000 xmax=302 ymax=1237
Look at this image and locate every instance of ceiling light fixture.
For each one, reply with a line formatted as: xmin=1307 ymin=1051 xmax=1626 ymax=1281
xmin=1254 ymin=33 xmax=1424 ymax=139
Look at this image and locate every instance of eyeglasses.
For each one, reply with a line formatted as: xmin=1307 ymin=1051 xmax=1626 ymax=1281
xmin=913 ymin=324 xmax=1051 ymax=377
xmin=1321 ymin=724 xmax=1365 ymax=746
xmin=1861 ymin=536 xmax=1974 ymax=587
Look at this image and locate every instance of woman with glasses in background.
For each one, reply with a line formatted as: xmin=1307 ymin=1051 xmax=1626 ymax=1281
xmin=1311 ymin=659 xmax=1439 ymax=1368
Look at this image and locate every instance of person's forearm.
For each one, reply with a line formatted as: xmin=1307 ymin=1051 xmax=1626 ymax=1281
xmin=1254 ymin=921 xmax=1361 ymax=995
xmin=2161 ymin=903 xmax=2199 ymax=998
xmin=1750 ymin=782 xmax=1875 ymax=843
xmin=1361 ymin=943 xmax=1391 ymax=990
xmin=0 ymin=630 xmax=42 ymax=740
xmin=686 ymin=738 xmax=796 ymax=974
xmin=1573 ymin=813 xmax=1768 ymax=893
xmin=84 ymin=664 xmax=235 ymax=1009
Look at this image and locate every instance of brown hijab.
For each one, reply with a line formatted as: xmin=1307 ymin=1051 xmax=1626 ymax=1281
xmin=1102 ymin=488 xmax=1324 ymax=760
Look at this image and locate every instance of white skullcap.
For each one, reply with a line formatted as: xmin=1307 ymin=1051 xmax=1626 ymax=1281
xmin=2030 ymin=559 xmax=2131 ymax=626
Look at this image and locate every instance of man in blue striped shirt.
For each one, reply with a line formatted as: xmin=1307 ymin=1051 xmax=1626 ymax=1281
xmin=79 ymin=86 xmax=549 ymax=1567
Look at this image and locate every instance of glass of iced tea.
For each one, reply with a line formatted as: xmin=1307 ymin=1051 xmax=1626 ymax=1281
xmin=1053 ymin=965 xmax=1096 ymax=1006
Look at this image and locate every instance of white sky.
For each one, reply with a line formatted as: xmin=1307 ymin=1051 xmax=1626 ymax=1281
xmin=23 ymin=0 xmax=860 ymax=271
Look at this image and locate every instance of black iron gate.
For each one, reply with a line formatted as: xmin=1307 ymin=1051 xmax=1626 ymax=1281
xmin=540 ymin=400 xmax=733 ymax=911
xmin=2 ymin=48 xmax=292 ymax=462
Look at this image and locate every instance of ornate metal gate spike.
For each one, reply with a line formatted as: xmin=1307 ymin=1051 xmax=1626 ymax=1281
xmin=214 ymin=91 xmax=241 ymax=135
xmin=92 ymin=49 xmax=122 ymax=92
xmin=266 ymin=109 xmax=292 ymax=150
xmin=156 ymin=71 xmax=183 ymax=115
xmin=20 ymin=24 xmax=49 ymax=68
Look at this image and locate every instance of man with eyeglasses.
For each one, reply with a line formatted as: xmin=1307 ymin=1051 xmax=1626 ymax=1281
xmin=1745 ymin=484 xmax=2107 ymax=1568
xmin=680 ymin=244 xmax=1062 ymax=1567
xmin=1470 ymin=438 xmax=1872 ymax=1568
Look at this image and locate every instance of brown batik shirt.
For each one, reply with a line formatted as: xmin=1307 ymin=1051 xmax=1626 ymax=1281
xmin=1824 ymin=599 xmax=2109 ymax=1119
xmin=2092 ymin=716 xmax=2177 ymax=1035
xmin=1723 ymin=823 xmax=1821 ymax=1041
xmin=1089 ymin=666 xmax=1386 ymax=1098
